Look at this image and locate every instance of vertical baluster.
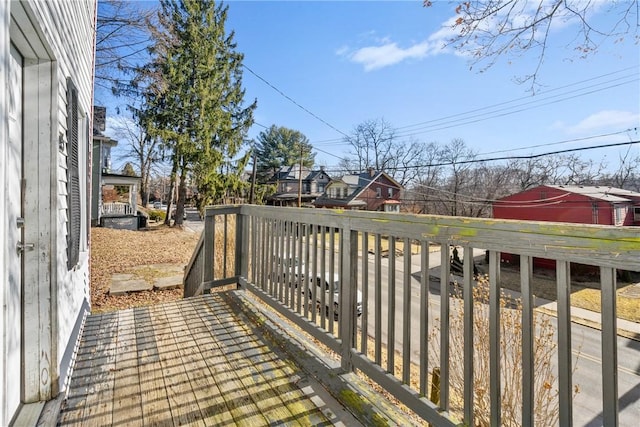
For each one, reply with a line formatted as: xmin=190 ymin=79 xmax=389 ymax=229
xmin=403 ymin=238 xmax=411 ymax=384
xmin=361 ymin=232 xmax=369 ymax=355
xmin=296 ymin=222 xmax=303 ymax=313
xmin=249 ymin=216 xmax=257 ymax=284
xmin=304 ymin=224 xmax=311 ymax=318
xmin=375 ymin=233 xmax=382 ymax=366
xmin=329 ymin=230 xmax=335 ymax=335
xmin=260 ymin=217 xmax=268 ymax=291
xmin=288 ymin=221 xmax=296 ymax=309
xmin=556 ymin=260 xmax=573 ymax=427
xmin=320 ymin=226 xmax=327 ymax=329
xmin=311 ymin=224 xmax=318 ymax=323
xmin=223 ymin=214 xmax=228 ymax=278
xmin=387 ymin=236 xmax=396 ymax=374
xmin=275 ymin=219 xmax=282 ymax=300
xmin=601 ymin=266 xmax=618 ymax=426
xmin=419 ymin=240 xmax=430 ymax=396
xmin=283 ymin=221 xmax=289 ymax=306
xmin=463 ymin=246 xmax=474 ymax=427
xmin=439 ymin=246 xmax=450 ymax=411
xmin=340 ymin=227 xmax=357 ymax=372
xmin=521 ymin=255 xmax=534 ymax=427
xmin=489 ymin=250 xmax=501 ymax=425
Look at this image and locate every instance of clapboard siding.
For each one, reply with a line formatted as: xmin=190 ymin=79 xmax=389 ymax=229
xmin=1 ymin=1 xmax=96 ymax=423
xmin=27 ymin=1 xmax=95 ymax=391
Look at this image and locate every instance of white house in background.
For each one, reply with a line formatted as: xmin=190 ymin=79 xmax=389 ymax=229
xmin=92 ymin=106 xmax=141 ymax=229
xmin=0 ymin=1 xmax=96 ymax=425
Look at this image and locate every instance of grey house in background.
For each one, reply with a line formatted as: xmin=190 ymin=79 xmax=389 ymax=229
xmin=91 ymin=106 xmax=141 ymax=229
xmin=266 ymin=165 xmax=331 ymax=207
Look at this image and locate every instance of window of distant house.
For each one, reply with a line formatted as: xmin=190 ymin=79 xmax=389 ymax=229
xmin=591 ymin=203 xmax=599 ymax=224
xmin=388 ymin=187 xmax=393 ymax=197
xmin=376 ymin=187 xmax=381 ymax=198
xmin=318 ymin=184 xmax=324 ymax=193
xmin=614 ymin=205 xmax=627 ymax=226
xmin=384 ymin=204 xmax=399 ymax=213
xmin=330 ymin=187 xmax=336 ymax=198
xmin=634 ymin=206 xmax=640 ymax=222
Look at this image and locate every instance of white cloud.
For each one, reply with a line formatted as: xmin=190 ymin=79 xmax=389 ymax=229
xmin=559 ymin=110 xmax=640 ymax=134
xmin=341 ymin=39 xmax=439 ymax=71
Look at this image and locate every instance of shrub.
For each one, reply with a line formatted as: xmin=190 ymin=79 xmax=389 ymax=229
xmin=429 ymin=278 xmax=579 ymax=426
xmin=148 ymin=209 xmax=166 ymax=222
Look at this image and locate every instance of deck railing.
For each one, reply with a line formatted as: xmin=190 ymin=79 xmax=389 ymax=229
xmin=184 ymin=205 xmax=639 ymax=426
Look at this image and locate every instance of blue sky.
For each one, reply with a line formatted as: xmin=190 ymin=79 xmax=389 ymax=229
xmin=104 ymin=1 xmax=640 ymax=173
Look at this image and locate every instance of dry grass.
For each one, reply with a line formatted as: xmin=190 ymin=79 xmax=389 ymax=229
xmin=494 ymin=263 xmax=640 ymax=323
xmin=90 ymin=223 xmax=200 ymax=313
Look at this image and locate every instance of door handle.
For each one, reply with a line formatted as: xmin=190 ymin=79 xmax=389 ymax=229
xmin=17 ymin=242 xmax=35 ymax=254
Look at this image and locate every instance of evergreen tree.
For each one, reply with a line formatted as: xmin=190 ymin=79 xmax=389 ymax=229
xmin=140 ymin=0 xmax=256 ymax=224
xmin=255 ymin=125 xmax=315 ymax=182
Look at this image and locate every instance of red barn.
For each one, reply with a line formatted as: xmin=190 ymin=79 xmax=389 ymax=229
xmin=493 ymin=185 xmax=640 ymax=225
xmin=493 ymin=185 xmax=640 ymax=269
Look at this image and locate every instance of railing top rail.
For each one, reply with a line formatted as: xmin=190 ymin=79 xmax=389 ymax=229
xmin=203 ymin=205 xmax=640 ymax=269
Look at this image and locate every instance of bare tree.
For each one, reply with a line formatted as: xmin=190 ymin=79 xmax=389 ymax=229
xmin=95 ymin=0 xmax=155 ymax=101
xmin=405 ymin=142 xmax=442 ymax=214
xmin=604 ymin=148 xmax=640 ymax=190
xmin=109 ymin=105 xmax=164 ymax=207
xmin=438 ymin=138 xmax=477 ymax=216
xmin=427 ymin=0 xmax=639 ymax=89
xmin=341 ymin=118 xmax=396 ymax=173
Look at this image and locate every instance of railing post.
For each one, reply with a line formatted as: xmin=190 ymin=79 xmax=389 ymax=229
xmin=236 ymin=208 xmax=249 ymax=288
xmin=203 ymin=208 xmax=215 ymax=294
xmin=340 ymin=225 xmax=358 ymax=372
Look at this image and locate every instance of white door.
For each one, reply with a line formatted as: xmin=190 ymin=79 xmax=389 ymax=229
xmin=5 ymin=44 xmax=24 ymax=423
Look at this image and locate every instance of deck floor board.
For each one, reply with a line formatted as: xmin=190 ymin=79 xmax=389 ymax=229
xmin=58 ymin=293 xmax=334 ymax=426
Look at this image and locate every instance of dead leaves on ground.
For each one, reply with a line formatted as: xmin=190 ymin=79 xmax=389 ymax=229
xmin=90 ymin=224 xmax=200 ymax=313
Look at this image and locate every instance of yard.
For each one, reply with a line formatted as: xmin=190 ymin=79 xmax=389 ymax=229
xmin=90 ymin=224 xmax=640 ymax=323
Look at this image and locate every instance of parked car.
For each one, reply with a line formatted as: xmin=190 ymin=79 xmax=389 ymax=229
xmin=307 ymin=273 xmax=363 ymax=319
xmin=270 ymin=255 xmax=304 ymax=286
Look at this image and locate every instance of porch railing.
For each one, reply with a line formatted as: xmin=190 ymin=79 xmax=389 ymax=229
xmin=184 ymin=205 xmax=639 ymax=426
xmin=100 ymin=201 xmax=134 ymax=216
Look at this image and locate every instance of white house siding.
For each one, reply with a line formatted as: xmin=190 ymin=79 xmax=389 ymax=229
xmin=0 ymin=1 xmax=96 ymax=424
xmin=0 ymin=3 xmax=11 ymax=422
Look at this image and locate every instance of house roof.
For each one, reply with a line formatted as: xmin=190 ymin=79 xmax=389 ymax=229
xmin=546 ymin=185 xmax=640 ymax=203
xmin=315 ymin=170 xmax=402 ymax=207
xmin=269 ymin=165 xmax=330 ymax=182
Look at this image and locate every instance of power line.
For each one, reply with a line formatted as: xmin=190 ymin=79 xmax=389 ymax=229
xmin=314 ymin=137 xmax=640 ymax=175
xmin=310 ymin=68 xmax=639 ymax=146
xmin=243 ymin=64 xmax=350 ymax=138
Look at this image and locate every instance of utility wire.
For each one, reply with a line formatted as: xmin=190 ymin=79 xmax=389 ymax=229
xmin=243 ymin=64 xmax=350 ymax=138
xmin=311 ymin=69 xmax=638 ymax=145
xmin=314 ymin=138 xmax=640 ymax=174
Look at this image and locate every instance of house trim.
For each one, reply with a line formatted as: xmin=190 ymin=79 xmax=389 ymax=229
xmin=10 ymin=1 xmax=57 ymax=404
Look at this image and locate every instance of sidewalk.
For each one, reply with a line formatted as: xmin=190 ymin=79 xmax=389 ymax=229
xmin=536 ymin=299 xmax=640 ymax=341
xmin=421 ymin=256 xmax=640 ymax=342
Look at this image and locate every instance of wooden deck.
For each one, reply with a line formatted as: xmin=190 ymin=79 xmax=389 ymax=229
xmin=57 ymin=293 xmax=341 ymax=426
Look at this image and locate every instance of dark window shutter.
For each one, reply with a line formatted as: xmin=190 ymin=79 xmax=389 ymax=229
xmin=66 ymin=77 xmax=81 ymax=270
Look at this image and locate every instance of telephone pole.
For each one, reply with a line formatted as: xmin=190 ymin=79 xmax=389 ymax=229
xmin=297 ymin=144 xmax=304 ymax=207
xmin=249 ymin=150 xmax=257 ymax=204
